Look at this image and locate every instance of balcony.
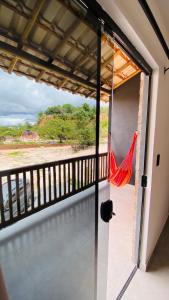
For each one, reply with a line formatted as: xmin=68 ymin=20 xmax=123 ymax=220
xmin=0 ymin=153 xmax=108 ymax=229
xmin=0 ymin=153 xmax=108 ymax=300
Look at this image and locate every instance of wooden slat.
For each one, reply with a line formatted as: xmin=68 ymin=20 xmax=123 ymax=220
xmin=23 ymin=171 xmax=28 ymax=213
xmin=59 ymin=165 xmax=62 ymax=197
xmin=43 ymin=168 xmax=46 ymax=204
xmin=87 ymin=159 xmax=90 ymax=185
xmin=68 ymin=163 xmax=71 ymax=193
xmin=30 ymin=170 xmax=34 ymax=210
xmin=90 ymin=158 xmax=93 ymax=183
xmin=0 ymin=176 xmax=5 ymax=224
xmin=8 ymin=57 xmax=18 ymax=74
xmin=53 ymin=166 xmax=57 ymax=200
xmin=21 ymin=0 xmax=46 ymax=44
xmin=72 ymin=161 xmax=76 ymax=192
xmin=7 ymin=175 xmax=13 ymax=220
xmin=63 ymin=164 xmax=66 ymax=194
xmin=84 ymin=159 xmax=87 ymax=186
xmin=81 ymin=160 xmax=84 ymax=187
xmin=48 ymin=167 xmax=51 ymax=202
xmin=106 ymin=155 xmax=108 ymax=178
xmin=114 ymin=69 xmax=141 ymax=90
xmin=93 ymin=158 xmax=96 ymax=182
xmin=77 ymin=160 xmax=80 ymax=189
xmin=37 ymin=169 xmax=41 ymax=207
xmin=36 ymin=70 xmax=45 ymax=82
xmin=15 ymin=173 xmax=21 ymax=216
xmin=7 ymin=0 xmax=46 ymax=74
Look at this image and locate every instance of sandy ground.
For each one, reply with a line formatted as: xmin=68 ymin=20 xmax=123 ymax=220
xmin=0 ymin=143 xmax=107 ymax=171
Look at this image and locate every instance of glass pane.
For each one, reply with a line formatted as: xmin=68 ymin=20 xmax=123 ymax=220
xmin=0 ymin=1 xmax=99 ymax=300
xmin=97 ymin=32 xmax=114 ymax=300
xmin=105 ymin=31 xmax=141 ymax=299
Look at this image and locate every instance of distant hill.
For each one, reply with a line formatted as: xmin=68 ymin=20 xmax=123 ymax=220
xmin=0 ymin=104 xmax=108 ymax=146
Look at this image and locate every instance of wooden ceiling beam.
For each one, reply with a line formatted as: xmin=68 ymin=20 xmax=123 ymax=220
xmin=56 ymin=0 xmax=96 ymax=33
xmin=51 ymin=18 xmax=80 ymax=61
xmin=73 ymin=86 xmax=83 ymax=94
xmin=84 ymin=42 xmax=112 ymax=81
xmin=73 ymin=40 xmax=97 ymax=67
xmin=0 ymin=29 xmax=97 ymax=84
xmin=23 ymin=41 xmax=93 ymax=80
xmin=8 ymin=56 xmax=18 ymax=73
xmin=0 ymin=1 xmax=96 ymax=64
xmin=101 ymin=55 xmax=113 ymax=70
xmin=89 ymin=46 xmax=122 ymax=80
xmin=0 ymin=40 xmax=110 ymax=95
xmin=36 ymin=70 xmax=45 ymax=82
xmin=114 ymin=61 xmax=131 ymax=75
xmin=105 ymin=60 xmax=131 ymax=81
xmin=21 ymin=0 xmax=46 ymax=45
xmin=115 ymin=73 xmax=126 ymax=80
xmin=6 ymin=0 xmax=45 ymax=74
xmin=86 ymin=90 xmax=96 ymax=98
xmin=72 ymin=85 xmax=81 ymax=93
xmin=114 ymin=69 xmax=141 ymax=90
xmin=102 ymin=34 xmax=130 ymax=63
xmin=58 ymin=78 xmax=68 ymax=88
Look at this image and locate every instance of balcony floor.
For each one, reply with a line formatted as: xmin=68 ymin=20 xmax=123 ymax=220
xmin=0 ymin=187 xmax=96 ymax=300
xmin=107 ymin=184 xmax=136 ymax=300
xmin=123 ymin=218 xmax=169 ymax=300
xmin=0 ymin=183 xmax=136 ymax=300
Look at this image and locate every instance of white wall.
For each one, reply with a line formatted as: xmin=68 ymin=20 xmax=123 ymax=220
xmin=97 ymin=0 xmax=169 ymax=269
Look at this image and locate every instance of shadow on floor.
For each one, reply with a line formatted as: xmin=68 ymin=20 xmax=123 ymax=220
xmin=148 ymin=218 xmax=169 ymax=272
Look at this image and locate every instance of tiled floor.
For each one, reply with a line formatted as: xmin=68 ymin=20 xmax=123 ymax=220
xmin=107 ymin=184 xmax=136 ymax=300
xmin=123 ymin=218 xmax=169 ymax=300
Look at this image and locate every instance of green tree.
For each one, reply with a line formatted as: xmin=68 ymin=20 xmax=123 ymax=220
xmin=38 ymin=118 xmax=76 ymax=143
xmin=77 ymin=125 xmax=95 ymax=146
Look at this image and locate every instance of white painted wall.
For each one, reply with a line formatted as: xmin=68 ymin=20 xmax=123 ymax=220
xmin=97 ymin=0 xmax=169 ymax=269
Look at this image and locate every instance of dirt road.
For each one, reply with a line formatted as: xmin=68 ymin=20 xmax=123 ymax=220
xmin=0 ymin=144 xmax=107 ymax=171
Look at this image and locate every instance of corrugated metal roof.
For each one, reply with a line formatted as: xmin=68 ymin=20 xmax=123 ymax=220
xmin=0 ymin=0 xmax=140 ymax=101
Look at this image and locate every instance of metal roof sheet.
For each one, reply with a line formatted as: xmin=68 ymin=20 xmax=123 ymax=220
xmin=0 ymin=0 xmax=140 ymax=102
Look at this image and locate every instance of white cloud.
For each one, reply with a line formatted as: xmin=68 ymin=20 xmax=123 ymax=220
xmin=0 ymin=116 xmax=25 ymax=126
xmin=0 ymin=69 xmax=100 ymax=126
xmin=0 ymin=115 xmax=36 ymax=126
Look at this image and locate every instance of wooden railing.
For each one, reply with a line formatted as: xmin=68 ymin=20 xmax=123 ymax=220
xmin=0 ymin=153 xmax=108 ymax=229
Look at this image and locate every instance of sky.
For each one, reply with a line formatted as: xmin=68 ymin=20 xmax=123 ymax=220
xmin=0 ymin=69 xmax=100 ymax=126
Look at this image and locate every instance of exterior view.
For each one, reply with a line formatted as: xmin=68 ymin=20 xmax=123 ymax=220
xmin=0 ymin=1 xmax=169 ymax=300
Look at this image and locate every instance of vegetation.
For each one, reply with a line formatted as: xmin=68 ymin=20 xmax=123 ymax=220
xmin=0 ymin=104 xmax=108 ymax=147
xmin=8 ymin=151 xmax=24 ymax=157
xmin=0 ymin=122 xmax=35 ymax=138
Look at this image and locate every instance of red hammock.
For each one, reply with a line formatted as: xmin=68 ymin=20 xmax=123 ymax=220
xmin=108 ymin=131 xmax=138 ymax=187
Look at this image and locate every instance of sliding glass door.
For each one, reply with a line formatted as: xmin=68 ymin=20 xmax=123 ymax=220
xmin=0 ymin=1 xmax=110 ymax=300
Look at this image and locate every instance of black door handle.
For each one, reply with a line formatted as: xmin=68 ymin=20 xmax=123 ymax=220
xmin=100 ymin=200 xmax=115 ymax=223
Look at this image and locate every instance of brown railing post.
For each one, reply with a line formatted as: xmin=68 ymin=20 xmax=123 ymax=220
xmin=0 ymin=176 xmax=5 ymax=226
xmin=72 ymin=161 xmax=76 ymax=192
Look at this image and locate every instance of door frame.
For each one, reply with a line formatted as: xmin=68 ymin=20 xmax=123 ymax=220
xmin=76 ymin=1 xmax=152 ymax=298
xmin=78 ymin=0 xmax=152 ymax=266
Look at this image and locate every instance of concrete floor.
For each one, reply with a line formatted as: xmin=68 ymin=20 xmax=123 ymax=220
xmin=4 ymin=181 xmax=166 ymax=300
xmin=107 ymin=184 xmax=136 ymax=300
xmin=0 ymin=183 xmax=109 ymax=300
xmin=1 ymin=181 xmax=168 ymax=300
xmin=0 ymin=188 xmax=96 ymax=300
xmin=123 ymin=218 xmax=169 ymax=300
